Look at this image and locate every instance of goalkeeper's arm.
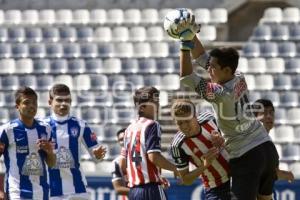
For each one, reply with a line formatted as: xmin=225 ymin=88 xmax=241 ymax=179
xmin=191 ymin=36 xmax=210 ymax=70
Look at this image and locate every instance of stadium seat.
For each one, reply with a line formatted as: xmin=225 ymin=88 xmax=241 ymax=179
xmin=68 ymin=59 xmax=85 ymax=74
xmin=289 ymin=162 xmax=300 ymax=178
xmin=5 ymin=10 xmax=22 ymax=24
xmin=8 ymin=27 xmax=25 ymax=42
xmin=194 ymin=8 xmax=210 ymax=24
xmin=19 ymin=75 xmax=37 ymax=89
xmin=72 ymin=9 xmax=90 ymax=24
xmin=98 ymin=125 xmax=119 ymax=142
xmin=4 ymin=92 xmax=15 ymax=106
xmin=0 ymin=108 xmax=9 ymax=123
xmin=156 ymin=58 xmax=175 ymax=73
xmin=94 ymin=91 xmax=113 ymax=107
xmin=273 ymin=74 xmax=292 ymax=90
xmin=248 ymin=91 xmax=261 ymax=103
xmin=80 ymin=43 xmax=98 ymax=58
xmin=81 ymin=161 xmax=96 ymax=174
xmin=55 ymin=9 xmax=73 ymax=24
xmin=126 ymin=75 xmax=144 ymax=90
xmin=89 ymin=9 xmax=106 ymax=24
xmin=59 ymin=27 xmax=77 ymax=42
xmin=81 ymin=107 xmax=101 ymax=124
xmin=260 ymin=7 xmax=282 ymax=24
xmin=293 ymin=126 xmax=300 ymax=142
xmin=77 ymin=91 xmax=95 ymax=106
xmin=113 ymin=91 xmax=134 ymax=107
xmin=281 ymin=144 xmax=300 ymax=161
xmin=33 ymin=59 xmax=50 ymax=74
xmin=114 ymin=42 xmax=133 ymax=58
xmin=133 ymin=42 xmax=151 ymax=57
xmin=15 ymin=58 xmax=33 ymax=74
xmin=260 ymin=42 xmax=278 ymax=57
xmin=89 ymin=74 xmax=108 ymax=90
xmin=12 ymin=43 xmax=28 ymax=58
xmin=115 ymin=108 xmax=135 ymax=123
xmin=286 ymin=58 xmax=300 ymax=73
xmin=102 ymin=58 xmax=121 ymax=73
xmin=237 ymin=57 xmax=248 ymax=73
xmin=247 ymin=57 xmax=266 ymax=73
xmin=0 ymin=43 xmax=11 ymax=58
xmin=46 ymin=43 xmax=63 ymax=58
xmin=121 ymin=58 xmax=139 ymax=73
xmin=138 ymin=58 xmax=157 ymax=73
xmin=22 ymin=10 xmax=39 ymax=24
xmin=168 ymin=42 xmax=180 ymax=57
xmin=261 ymin=91 xmax=280 ymax=107
xmin=63 ymin=43 xmax=80 ymax=58
xmin=112 ymin=26 xmax=129 ymax=42
xmin=244 ymin=75 xmax=255 ymax=90
xmin=141 ymin=9 xmax=158 ymax=24
xmin=287 ymin=108 xmax=300 ymax=124
xmin=278 ymin=42 xmax=297 ymax=57
xmin=210 ymin=8 xmax=228 ymax=24
xmin=108 ymin=75 xmax=127 ymax=90
xmin=94 ymin=27 xmax=112 ymax=42
xmin=0 ymin=59 xmax=15 ymax=74
xmin=273 ymin=125 xmax=294 ymax=143
xmin=251 ymin=25 xmax=271 ymax=41
xmin=255 ymin=75 xmax=273 ymax=90
xmin=0 ymin=27 xmax=8 ymax=42
xmin=42 ymin=27 xmax=60 ymax=42
xmin=162 ymin=74 xmax=180 ymax=90
xmin=271 ymin=25 xmax=289 ymax=40
xmin=289 ymin=24 xmax=300 ymax=41
xmin=1 ymin=75 xmax=19 ymax=90
xmin=36 ymin=75 xmax=54 ymax=90
xmin=124 ymin=9 xmax=141 ymax=24
xmin=85 ymin=59 xmax=103 ymax=73
xmin=106 ymin=143 xmax=122 ymax=159
xmin=50 ymin=59 xmax=68 ymax=74
xmin=73 ymin=75 xmax=91 ymax=90
xmin=107 ymin=9 xmax=123 ymax=24
xmin=29 ymin=43 xmax=46 ymax=58
xmin=98 ymin=43 xmax=114 ymax=57
xmin=158 ymin=8 xmax=173 ymax=23
xmin=280 ymin=92 xmax=298 ymax=107
xmin=282 ymin=7 xmax=300 ymax=23
xmin=25 ymin=27 xmax=42 ymax=42
xmin=198 ymin=25 xmax=217 ymax=41
xmin=144 ymin=75 xmax=162 ymax=89
xmin=242 ymin=42 xmax=260 ymax=57
xmin=77 ymin=27 xmax=93 ymax=42
xmin=266 ymin=58 xmax=285 ymax=73
xmin=0 ymin=11 xmax=4 ymax=25
xmin=54 ymin=75 xmax=73 ymax=90
xmin=147 ymin=26 xmax=164 ymax=41
xmin=151 ymin=42 xmax=169 ymax=57
xmin=275 ymin=108 xmax=287 ymax=124
xmin=129 ymin=26 xmax=146 ymax=42
xmin=39 ymin=9 xmax=56 ymax=24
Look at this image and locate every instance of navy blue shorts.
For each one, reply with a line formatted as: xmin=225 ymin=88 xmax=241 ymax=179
xmin=230 ymin=141 xmax=279 ymax=200
xmin=129 ymin=183 xmax=167 ymax=200
xmin=205 ymin=181 xmax=231 ymax=200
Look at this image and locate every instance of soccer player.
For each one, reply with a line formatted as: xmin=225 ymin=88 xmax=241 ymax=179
xmin=0 ymin=86 xmax=56 ymax=200
xmin=122 ymin=86 xmax=177 ymax=200
xmin=45 ymin=84 xmax=106 ymax=200
xmin=173 ymin=12 xmax=279 ymax=200
xmin=112 ymin=128 xmax=129 ymax=200
xmin=253 ymin=99 xmax=294 ymax=183
xmin=170 ymin=99 xmax=230 ymax=200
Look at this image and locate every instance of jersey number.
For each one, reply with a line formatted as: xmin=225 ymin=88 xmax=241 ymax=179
xmin=131 ymin=135 xmax=142 ymax=166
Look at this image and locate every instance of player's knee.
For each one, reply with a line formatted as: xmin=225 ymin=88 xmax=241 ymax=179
xmin=257 ymin=194 xmax=273 ymax=200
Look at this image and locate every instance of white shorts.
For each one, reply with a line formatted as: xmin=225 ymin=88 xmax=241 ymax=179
xmin=50 ymin=193 xmax=90 ymax=200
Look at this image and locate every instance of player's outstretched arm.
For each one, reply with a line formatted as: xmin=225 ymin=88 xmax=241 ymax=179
xmin=92 ymin=145 xmax=106 ymax=160
xmin=276 ymin=168 xmax=294 ymax=183
xmin=148 ymin=152 xmax=177 ymax=173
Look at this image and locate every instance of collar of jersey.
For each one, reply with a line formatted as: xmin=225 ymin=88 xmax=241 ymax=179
xmin=16 ymin=118 xmax=37 ymax=129
xmin=51 ymin=114 xmax=70 ymax=124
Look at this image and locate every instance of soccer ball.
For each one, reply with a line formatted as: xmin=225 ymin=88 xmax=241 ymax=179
xmin=163 ymin=8 xmax=193 ymax=39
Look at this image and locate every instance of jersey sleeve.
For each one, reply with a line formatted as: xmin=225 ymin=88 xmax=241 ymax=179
xmin=194 ymin=52 xmax=210 ymax=70
xmin=170 ymin=144 xmax=189 ymax=171
xmin=82 ymin=123 xmax=99 ymax=149
xmin=111 ymin=159 xmax=123 ymax=182
xmin=145 ymin=122 xmax=161 ymax=153
xmin=180 ymin=72 xmax=224 ymax=102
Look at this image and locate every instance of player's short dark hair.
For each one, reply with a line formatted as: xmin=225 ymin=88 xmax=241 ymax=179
xmin=116 ymin=128 xmax=126 ymax=138
xmin=252 ymin=99 xmax=275 ymax=117
xmin=15 ymin=86 xmax=38 ymax=104
xmin=49 ymin=84 xmax=71 ymax=99
xmin=210 ymin=47 xmax=239 ymax=74
xmin=133 ymin=86 xmax=159 ymax=106
xmin=171 ymin=99 xmax=196 ymax=118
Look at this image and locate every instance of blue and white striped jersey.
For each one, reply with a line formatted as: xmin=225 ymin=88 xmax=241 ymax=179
xmin=45 ymin=115 xmax=99 ymax=197
xmin=0 ymin=118 xmax=51 ymax=200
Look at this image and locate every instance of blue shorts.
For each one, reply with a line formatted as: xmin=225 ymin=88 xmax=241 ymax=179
xmin=205 ymin=181 xmax=231 ymax=200
xmin=129 ymin=183 xmax=167 ymax=200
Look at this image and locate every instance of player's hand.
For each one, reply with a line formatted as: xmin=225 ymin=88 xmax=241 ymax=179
xmin=202 ymin=147 xmax=219 ymax=168
xmin=277 ymin=169 xmax=295 ymax=183
xmin=161 ymin=177 xmax=171 ymax=189
xmin=36 ymin=139 xmax=53 ymax=155
xmin=210 ymin=131 xmax=225 ymax=150
xmin=93 ymin=145 xmax=106 ymax=160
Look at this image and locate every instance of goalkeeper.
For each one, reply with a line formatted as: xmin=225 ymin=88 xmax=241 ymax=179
xmin=171 ymin=9 xmax=278 ymax=200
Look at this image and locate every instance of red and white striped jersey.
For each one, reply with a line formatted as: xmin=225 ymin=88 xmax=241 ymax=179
xmin=123 ymin=117 xmax=163 ymax=187
xmin=171 ymin=112 xmax=230 ymax=188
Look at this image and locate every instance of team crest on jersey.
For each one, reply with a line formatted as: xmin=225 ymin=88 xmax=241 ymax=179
xmin=22 ymin=152 xmax=43 ymax=176
xmin=55 ymin=146 xmax=75 ymax=169
xmin=206 ymin=83 xmax=221 ymax=100
xmin=90 ymin=132 xmax=97 ymax=141
xmin=70 ymin=127 xmax=79 ymax=137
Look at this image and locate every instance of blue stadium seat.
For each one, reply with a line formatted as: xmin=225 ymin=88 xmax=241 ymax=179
xmin=8 ymin=27 xmax=25 ymax=42
xmin=42 ymin=27 xmax=59 ymax=42
xmin=144 ymin=75 xmax=161 ymax=89
xmin=19 ymin=75 xmax=37 ymax=89
xmin=108 ymin=75 xmax=127 ymax=90
xmin=285 ymin=58 xmax=300 ymax=73
xmin=0 ymin=43 xmax=11 ymax=58
xmin=168 ymin=42 xmax=180 ymax=57
xmin=94 ymin=91 xmax=113 ymax=107
xmin=36 ymin=75 xmax=54 ymax=90
xmin=273 ymin=74 xmax=292 ymax=90
xmin=33 ymin=59 xmax=50 ymax=74
xmin=278 ymin=42 xmax=297 ymax=57
xmin=0 ymin=27 xmax=8 ymax=42
xmin=68 ymin=59 xmax=85 ymax=73
xmin=98 ymin=43 xmax=114 ymax=57
xmin=59 ymin=27 xmax=77 ymax=42
xmin=12 ymin=43 xmax=28 ymax=58
xmin=89 ymin=74 xmax=108 ymax=90
xmin=251 ymin=25 xmax=271 ymax=41
xmin=242 ymin=42 xmax=260 ymax=57
xmin=260 ymin=42 xmax=278 ymax=57
xmin=275 ymin=108 xmax=287 ymax=124
xmin=138 ymin=58 xmax=157 ymax=73
xmin=46 ymin=43 xmax=63 ymax=58
xmin=50 ymin=59 xmax=68 ymax=74
xmin=0 ymin=108 xmax=9 ymax=123
xmin=126 ymin=75 xmax=144 ymax=90
xmin=77 ymin=27 xmax=93 ymax=42
xmin=102 ymin=125 xmax=122 ymax=142
xmin=282 ymin=144 xmax=300 ymax=161
xmin=289 ymin=24 xmax=300 ymax=41
xmin=1 ymin=75 xmax=19 ymax=90
xmin=261 ymin=91 xmax=280 ymax=107
xmin=25 ymin=27 xmax=42 ymax=42
xmin=156 ymin=58 xmax=175 ymax=73
xmin=271 ymin=25 xmax=289 ymax=40
xmin=29 ymin=43 xmax=46 ymax=58
xmin=113 ymin=91 xmax=134 ymax=107
xmin=80 ymin=43 xmax=98 ymax=58
xmin=292 ymin=75 xmax=300 ymax=90
xmin=115 ymin=108 xmax=135 ymax=123
xmin=4 ymin=92 xmax=15 ymax=106
xmin=63 ymin=43 xmax=80 ymax=58
xmin=280 ymin=92 xmax=298 ymax=107
xmin=121 ymin=58 xmax=139 ymax=73
xmin=81 ymin=107 xmax=101 ymax=124
xmin=85 ymin=59 xmax=103 ymax=73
